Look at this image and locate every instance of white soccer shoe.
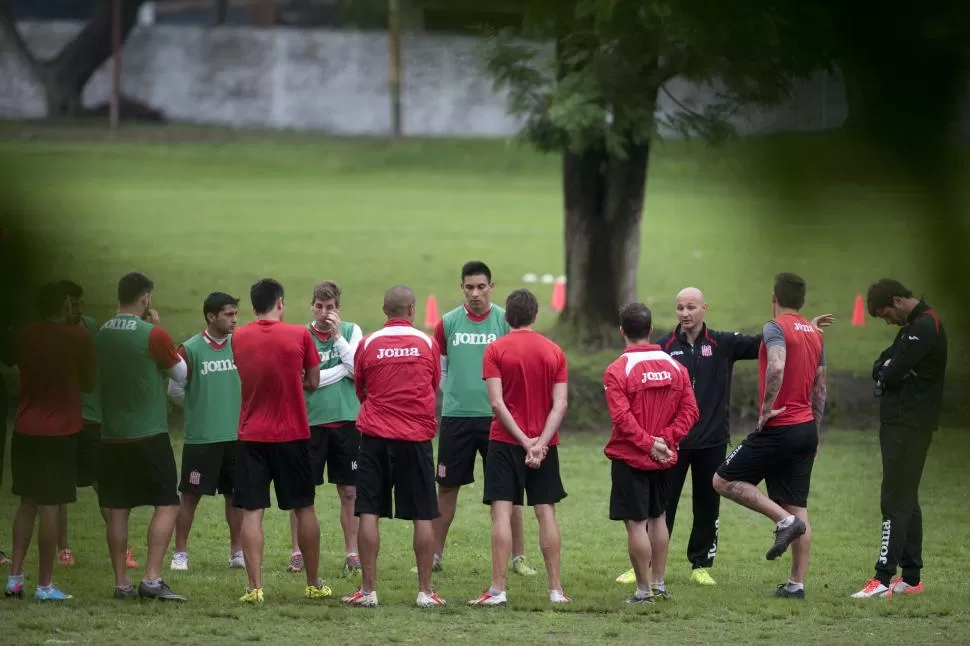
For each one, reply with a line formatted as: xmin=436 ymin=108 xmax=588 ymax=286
xmin=417 ymin=589 xmax=447 ymax=607
xmin=851 ymin=578 xmax=891 ymax=598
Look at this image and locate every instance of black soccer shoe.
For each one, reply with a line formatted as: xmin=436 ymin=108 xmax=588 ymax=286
xmin=766 ymin=517 xmax=806 ymax=560
xmin=774 ymin=583 xmax=805 ymax=599
xmin=138 ymin=580 xmax=187 ymax=601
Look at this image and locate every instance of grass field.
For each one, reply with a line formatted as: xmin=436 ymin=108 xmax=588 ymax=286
xmin=2 ymin=431 xmax=970 ymax=645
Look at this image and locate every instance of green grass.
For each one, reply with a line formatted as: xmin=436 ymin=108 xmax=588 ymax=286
xmin=0 ymin=132 xmax=956 ymax=381
xmin=2 ymin=431 xmax=969 ymax=644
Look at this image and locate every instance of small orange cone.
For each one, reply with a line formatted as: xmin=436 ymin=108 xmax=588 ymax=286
xmin=851 ymin=292 xmax=866 ymax=326
xmin=551 ymin=278 xmax=566 ymax=312
xmin=424 ymin=294 xmax=440 ymax=329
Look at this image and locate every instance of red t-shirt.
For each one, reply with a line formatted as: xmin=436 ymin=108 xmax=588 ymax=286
xmin=231 ymin=319 xmax=318 ymax=443
xmin=758 ymin=313 xmax=824 ymax=428
xmin=482 ymin=329 xmax=568 ymax=446
xmin=15 ymin=321 xmax=95 ymax=437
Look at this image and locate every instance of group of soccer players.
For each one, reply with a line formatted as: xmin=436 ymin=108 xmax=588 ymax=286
xmin=1 ymin=260 xmax=931 ymax=607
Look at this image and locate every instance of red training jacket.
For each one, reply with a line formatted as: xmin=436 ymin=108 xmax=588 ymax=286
xmin=354 ymin=318 xmax=441 ymax=442
xmin=603 ymin=343 xmax=700 ymax=471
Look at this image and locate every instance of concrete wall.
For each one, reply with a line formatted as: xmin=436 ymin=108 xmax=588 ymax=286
xmin=0 ymin=20 xmax=876 ymax=137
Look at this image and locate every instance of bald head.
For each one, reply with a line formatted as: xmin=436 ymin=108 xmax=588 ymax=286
xmin=383 ymin=285 xmax=416 ymax=320
xmin=675 ymin=286 xmax=708 ymax=334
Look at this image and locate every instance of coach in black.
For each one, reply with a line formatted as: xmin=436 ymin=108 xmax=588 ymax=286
xmin=851 ymin=279 xmax=947 ymax=599
xmin=614 ymin=287 xmax=831 ymax=587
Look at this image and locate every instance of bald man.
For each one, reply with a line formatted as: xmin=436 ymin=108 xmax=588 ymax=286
xmin=615 ymin=288 xmax=832 ymax=587
xmin=344 ymin=286 xmax=446 ymax=608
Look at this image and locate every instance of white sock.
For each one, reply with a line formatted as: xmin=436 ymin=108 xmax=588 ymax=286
xmin=635 ymin=587 xmax=652 ymax=598
xmin=777 ymin=515 xmax=796 ymax=529
xmin=488 ymin=586 xmax=504 ymax=597
xmin=785 ymin=580 xmax=804 ymax=592
xmin=651 ymin=580 xmax=666 ymax=591
xmin=291 ymin=550 xmax=302 ymax=558
xmin=433 ymin=554 xmax=442 ymax=562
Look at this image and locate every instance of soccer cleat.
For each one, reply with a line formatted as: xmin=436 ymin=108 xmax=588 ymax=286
xmin=888 ymin=576 xmax=924 ymax=597
xmin=228 ymin=550 xmax=246 ymax=569
xmin=690 ymin=568 xmax=717 ymax=586
xmin=624 ymin=592 xmax=656 ymax=605
xmin=287 ymin=553 xmax=305 ymax=573
xmin=549 ymin=589 xmax=572 ymax=604
xmin=512 ymin=555 xmax=538 ymax=576
xmin=851 ymin=578 xmax=892 ymax=598
xmin=34 ymin=585 xmax=73 ymax=601
xmin=5 ymin=578 xmax=24 ymax=599
xmin=170 ymin=552 xmax=189 ymax=572
xmin=125 ymin=547 xmax=137 ymax=569
xmin=138 ymin=580 xmax=187 ymax=601
xmin=342 ymin=588 xmax=378 ymax=607
xmin=114 ymin=585 xmax=139 ymax=600
xmin=650 ymin=585 xmax=671 ymax=601
xmin=766 ymin=517 xmax=807 ymax=560
xmin=344 ymin=553 xmax=362 ymax=577
xmin=774 ymin=583 xmax=805 ymax=599
xmin=240 ymin=588 xmax=264 ymax=604
xmin=305 ymin=579 xmax=333 ymax=599
xmin=417 ymin=589 xmax=447 ymax=607
xmin=58 ymin=549 xmax=75 ymax=567
xmin=468 ymin=589 xmax=508 ymax=606
xmin=616 ymin=568 xmax=636 ymax=584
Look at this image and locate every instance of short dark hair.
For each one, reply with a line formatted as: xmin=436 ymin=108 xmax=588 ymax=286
xmin=461 ymin=260 xmax=492 ymax=284
xmin=57 ymin=279 xmax=83 ymax=299
xmin=773 ymin=272 xmax=806 ymax=310
xmin=619 ymin=302 xmax=652 ymax=341
xmin=203 ymin=292 xmax=240 ymax=321
xmin=866 ymin=279 xmax=914 ymax=316
xmin=250 ymin=278 xmax=284 ymax=315
xmin=118 ymin=272 xmax=154 ymax=306
xmin=505 ymin=289 xmax=538 ymax=328
xmin=312 ymin=280 xmax=341 ymax=305
xmin=36 ymin=282 xmax=67 ymax=319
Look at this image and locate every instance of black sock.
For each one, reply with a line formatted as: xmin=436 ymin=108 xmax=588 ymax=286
xmin=903 ymin=576 xmax=920 ymax=587
xmin=876 ymin=574 xmax=892 ymax=586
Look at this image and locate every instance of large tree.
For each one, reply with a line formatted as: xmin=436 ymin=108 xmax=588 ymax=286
xmin=462 ymin=0 xmax=821 ymax=347
xmin=0 ymin=0 xmax=147 ymax=118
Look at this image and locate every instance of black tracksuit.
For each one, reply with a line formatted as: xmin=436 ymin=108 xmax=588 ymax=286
xmin=871 ymin=300 xmax=947 ymax=585
xmin=655 ymin=323 xmax=762 ymax=569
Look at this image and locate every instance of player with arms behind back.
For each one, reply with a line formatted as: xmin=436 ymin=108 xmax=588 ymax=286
xmin=603 ymin=302 xmax=699 ymax=605
xmin=713 ymin=272 xmax=826 ymax=599
xmin=469 ymin=289 xmax=570 ymax=607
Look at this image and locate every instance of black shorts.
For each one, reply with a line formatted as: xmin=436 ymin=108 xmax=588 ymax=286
xmin=716 ymin=420 xmax=818 ymax=508
xmin=232 ymin=439 xmax=315 ymax=511
xmin=179 ymin=441 xmax=237 ymax=496
xmin=308 ymin=423 xmax=360 ymax=486
xmin=609 ymin=460 xmax=669 ymax=522
xmin=354 ymin=434 xmax=438 ymax=521
xmin=11 ymin=432 xmax=77 ymax=505
xmin=482 ymin=440 xmax=567 ymax=507
xmin=75 ymin=422 xmax=101 ymax=487
xmin=97 ymin=433 xmax=180 ymax=509
xmin=435 ymin=416 xmax=491 ymax=487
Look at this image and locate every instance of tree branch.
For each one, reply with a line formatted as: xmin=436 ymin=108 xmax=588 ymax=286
xmin=660 ymin=85 xmax=709 ymax=124
xmin=0 ymin=0 xmax=41 ymax=73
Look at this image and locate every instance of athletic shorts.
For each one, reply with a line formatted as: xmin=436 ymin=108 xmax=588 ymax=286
xmin=716 ymin=420 xmax=819 ymax=508
xmin=435 ymin=416 xmax=491 ymax=487
xmin=354 ymin=433 xmax=438 ymax=521
xmin=97 ymin=433 xmax=180 ymax=509
xmin=232 ymin=439 xmax=314 ymax=511
xmin=179 ymin=440 xmax=237 ymax=496
xmin=75 ymin=421 xmax=101 ymax=487
xmin=308 ymin=423 xmax=360 ymax=486
xmin=482 ymin=440 xmax=567 ymax=507
xmin=609 ymin=460 xmax=669 ymax=522
xmin=11 ymin=432 xmax=77 ymax=505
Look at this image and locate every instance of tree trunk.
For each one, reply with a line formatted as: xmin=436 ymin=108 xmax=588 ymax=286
xmin=0 ymin=0 xmax=146 ymax=119
xmin=560 ymin=138 xmax=651 ymax=350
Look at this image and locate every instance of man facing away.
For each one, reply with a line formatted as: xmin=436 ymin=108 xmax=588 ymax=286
xmin=712 ymin=272 xmax=826 ymax=599
xmin=851 ymin=279 xmax=946 ymax=598
xmin=343 ymin=285 xmax=446 ymax=608
xmin=469 ymin=289 xmax=570 ymax=607
xmin=95 ymin=272 xmax=188 ymax=601
xmin=430 ymin=261 xmax=536 ymax=576
xmin=604 ymin=302 xmax=699 ymax=605
xmin=167 ymin=292 xmax=245 ymax=572
xmin=5 ymin=282 xmax=94 ymax=601
xmin=289 ymin=280 xmax=363 ymax=577
xmin=230 ymin=278 xmax=330 ymax=604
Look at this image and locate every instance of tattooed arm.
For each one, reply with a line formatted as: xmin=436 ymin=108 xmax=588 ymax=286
xmin=758 ymin=321 xmax=786 ymax=430
xmin=812 ymin=345 xmax=827 ymax=429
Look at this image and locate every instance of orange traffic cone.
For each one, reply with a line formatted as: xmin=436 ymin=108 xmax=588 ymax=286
xmin=551 ymin=278 xmax=566 ymax=312
xmin=424 ymin=294 xmax=440 ymax=329
xmin=851 ymin=292 xmax=865 ymax=326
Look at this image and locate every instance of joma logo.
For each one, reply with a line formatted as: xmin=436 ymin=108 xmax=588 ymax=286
xmin=376 ymin=347 xmax=419 ymax=359
xmin=200 ymin=359 xmax=237 ymax=375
